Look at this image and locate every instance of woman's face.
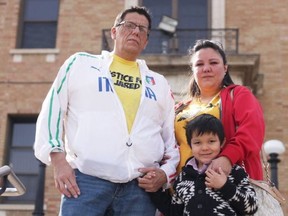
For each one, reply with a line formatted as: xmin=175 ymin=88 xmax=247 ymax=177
xmin=191 ymin=48 xmax=228 ymax=93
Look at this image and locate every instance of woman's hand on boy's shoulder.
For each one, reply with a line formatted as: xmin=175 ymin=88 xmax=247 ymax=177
xmin=208 ymin=156 xmax=232 ymax=176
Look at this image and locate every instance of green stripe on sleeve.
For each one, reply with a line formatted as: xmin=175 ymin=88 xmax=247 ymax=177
xmin=48 ymin=89 xmax=56 ymax=148
xmin=57 ymin=56 xmax=77 ymax=94
xmin=55 ymin=109 xmax=62 ymax=147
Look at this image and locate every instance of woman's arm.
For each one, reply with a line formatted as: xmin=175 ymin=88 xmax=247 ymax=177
xmin=220 ymin=86 xmax=265 ymax=179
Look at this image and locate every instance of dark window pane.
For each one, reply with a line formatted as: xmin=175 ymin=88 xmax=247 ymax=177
xmin=4 ymin=175 xmax=38 ymax=203
xmin=142 ymin=0 xmax=172 ymax=28
xmin=24 ymin=0 xmax=59 ymax=20
xmin=12 ymin=123 xmax=36 ymax=147
xmin=22 ymin=22 xmax=57 ymax=48
xmin=177 ymin=0 xmax=208 ymax=53
xmin=10 ymin=149 xmax=39 ymax=174
xmin=143 ymin=31 xmax=172 ymax=54
xmin=178 ymin=0 xmax=208 ymax=28
xmin=142 ymin=0 xmax=172 ymax=54
xmin=142 ymin=0 xmax=208 ymax=54
xmin=19 ymin=0 xmax=59 ymax=48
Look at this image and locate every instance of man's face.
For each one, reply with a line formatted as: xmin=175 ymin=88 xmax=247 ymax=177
xmin=111 ymin=12 xmax=149 ymax=61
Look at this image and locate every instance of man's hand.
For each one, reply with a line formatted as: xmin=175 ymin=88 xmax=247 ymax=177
xmin=205 ymin=167 xmax=227 ymax=189
xmin=137 ymin=167 xmax=167 ymax=192
xmin=50 ymin=152 xmax=80 ymax=198
xmin=208 ymin=156 xmax=232 ymax=176
xmin=159 ymin=154 xmax=171 ymax=165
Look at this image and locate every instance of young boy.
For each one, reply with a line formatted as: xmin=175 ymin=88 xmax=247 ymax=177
xmin=150 ymin=114 xmax=258 ymax=216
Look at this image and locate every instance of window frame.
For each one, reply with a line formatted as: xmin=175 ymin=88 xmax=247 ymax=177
xmin=1 ymin=114 xmax=39 ymax=204
xmin=17 ymin=0 xmax=60 ymax=49
xmin=140 ymin=0 xmax=210 ymax=54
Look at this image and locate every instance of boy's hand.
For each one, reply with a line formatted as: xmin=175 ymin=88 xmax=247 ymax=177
xmin=205 ymin=167 xmax=227 ymax=189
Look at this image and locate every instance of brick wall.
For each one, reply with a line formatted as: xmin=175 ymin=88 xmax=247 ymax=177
xmin=0 ymin=0 xmax=287 ymax=215
xmin=226 ymin=1 xmax=288 ymax=214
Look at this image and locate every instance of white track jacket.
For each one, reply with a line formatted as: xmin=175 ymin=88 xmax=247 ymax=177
xmin=34 ymin=51 xmax=179 ymax=184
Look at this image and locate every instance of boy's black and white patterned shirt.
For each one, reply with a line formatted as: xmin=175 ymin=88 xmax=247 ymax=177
xmin=150 ymin=163 xmax=258 ymax=216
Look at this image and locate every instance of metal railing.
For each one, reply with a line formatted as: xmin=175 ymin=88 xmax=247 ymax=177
xmin=102 ymin=28 xmax=239 ymax=55
xmin=0 ymin=165 xmax=26 ymax=196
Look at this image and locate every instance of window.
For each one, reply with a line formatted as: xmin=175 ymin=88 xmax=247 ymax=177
xmin=18 ymin=0 xmax=59 ymax=48
xmin=1 ymin=116 xmax=39 ymax=204
xmin=141 ymin=0 xmax=209 ymax=54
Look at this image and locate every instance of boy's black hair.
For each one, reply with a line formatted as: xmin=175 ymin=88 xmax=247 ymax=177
xmin=185 ymin=114 xmax=225 ymax=147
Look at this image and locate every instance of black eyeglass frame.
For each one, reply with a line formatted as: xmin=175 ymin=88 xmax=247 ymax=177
xmin=116 ymin=21 xmax=150 ymax=35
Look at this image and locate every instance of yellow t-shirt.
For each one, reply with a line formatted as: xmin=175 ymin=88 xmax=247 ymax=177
xmin=110 ymin=54 xmax=142 ymax=133
xmin=174 ymin=94 xmax=221 ymax=173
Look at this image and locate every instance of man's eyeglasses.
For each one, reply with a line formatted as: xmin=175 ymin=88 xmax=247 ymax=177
xmin=116 ymin=21 xmax=149 ymax=35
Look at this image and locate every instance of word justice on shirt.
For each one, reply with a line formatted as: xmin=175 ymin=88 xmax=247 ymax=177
xmin=111 ymin=71 xmax=141 ymax=89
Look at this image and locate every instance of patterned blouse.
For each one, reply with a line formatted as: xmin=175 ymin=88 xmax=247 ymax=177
xmin=174 ymin=93 xmax=221 ymax=172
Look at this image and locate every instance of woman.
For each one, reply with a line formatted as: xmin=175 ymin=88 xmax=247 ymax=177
xmin=140 ymin=39 xmax=265 ymax=193
xmin=174 ymin=39 xmax=265 ymax=180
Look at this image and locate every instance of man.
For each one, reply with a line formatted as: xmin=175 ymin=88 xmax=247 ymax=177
xmin=34 ymin=6 xmax=179 ymax=216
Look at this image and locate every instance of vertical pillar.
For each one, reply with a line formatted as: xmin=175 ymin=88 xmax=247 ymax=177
xmin=32 ymin=160 xmax=46 ymax=216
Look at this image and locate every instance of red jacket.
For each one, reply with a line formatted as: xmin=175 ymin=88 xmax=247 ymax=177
xmin=220 ymin=85 xmax=265 ymax=180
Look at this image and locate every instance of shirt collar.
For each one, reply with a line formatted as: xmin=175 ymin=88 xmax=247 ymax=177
xmin=187 ymin=157 xmax=210 ymax=174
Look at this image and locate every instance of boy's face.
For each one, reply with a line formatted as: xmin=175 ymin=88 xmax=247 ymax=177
xmin=190 ymin=132 xmax=222 ymax=168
